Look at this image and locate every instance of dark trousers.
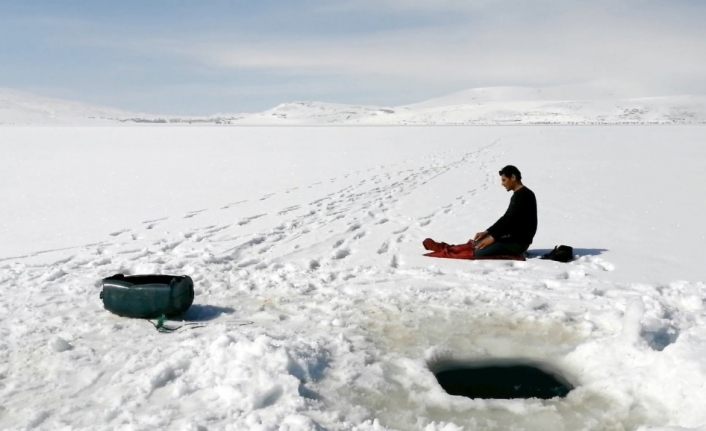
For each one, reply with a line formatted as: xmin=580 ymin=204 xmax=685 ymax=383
xmin=474 ymin=241 xmax=526 ymax=258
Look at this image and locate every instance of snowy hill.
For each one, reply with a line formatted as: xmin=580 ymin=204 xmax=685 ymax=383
xmin=390 ymin=94 xmax=706 ymax=125
xmin=0 ymin=88 xmax=138 ymax=125
xmin=392 ymin=86 xmax=706 ymax=125
xmin=242 ymin=101 xmax=397 ymax=125
xmin=2 ymin=86 xmax=706 ymax=125
xmin=236 ymin=90 xmax=706 ymax=125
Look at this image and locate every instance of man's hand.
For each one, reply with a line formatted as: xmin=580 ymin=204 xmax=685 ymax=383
xmin=474 ymin=231 xmax=489 ymax=241
xmin=476 ymin=234 xmax=495 ymax=250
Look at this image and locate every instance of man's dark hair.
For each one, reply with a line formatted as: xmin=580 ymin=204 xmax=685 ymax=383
xmin=499 ymin=165 xmax=522 ymax=180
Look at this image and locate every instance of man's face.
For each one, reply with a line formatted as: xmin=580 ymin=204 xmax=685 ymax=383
xmin=500 ymin=175 xmax=517 ymax=191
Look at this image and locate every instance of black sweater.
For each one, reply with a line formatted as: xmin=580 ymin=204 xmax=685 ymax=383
xmin=486 ymin=186 xmax=537 ymax=247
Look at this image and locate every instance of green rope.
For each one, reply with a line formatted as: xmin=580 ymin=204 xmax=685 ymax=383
xmin=148 ymin=314 xmax=205 ymax=333
xmin=147 ymin=314 xmax=254 ymax=333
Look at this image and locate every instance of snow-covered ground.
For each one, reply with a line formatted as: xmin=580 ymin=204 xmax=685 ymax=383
xmin=1 ymin=126 xmax=706 ymax=430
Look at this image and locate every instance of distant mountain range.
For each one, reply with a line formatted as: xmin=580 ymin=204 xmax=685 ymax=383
xmin=2 ymin=87 xmax=705 ymax=125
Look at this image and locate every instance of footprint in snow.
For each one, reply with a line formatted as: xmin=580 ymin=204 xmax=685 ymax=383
xmin=278 ymin=205 xmax=301 ymax=215
xmin=142 ymin=217 xmax=167 ymax=225
xmin=221 ymin=200 xmax=247 ymax=210
xmin=203 ymin=225 xmax=232 ymax=236
xmin=332 ymin=248 xmax=350 ymax=260
xmin=116 ymin=247 xmax=140 ymax=255
xmin=259 ymin=193 xmax=276 ymax=201
xmin=377 ymin=241 xmax=389 ymax=254
xmin=237 ymin=259 xmax=261 ymax=268
xmin=238 ymin=214 xmax=267 ymax=226
xmin=184 ymin=209 xmax=207 ymax=219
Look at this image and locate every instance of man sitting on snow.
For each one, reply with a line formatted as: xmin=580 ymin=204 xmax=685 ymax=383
xmin=423 ymin=165 xmax=537 ymax=260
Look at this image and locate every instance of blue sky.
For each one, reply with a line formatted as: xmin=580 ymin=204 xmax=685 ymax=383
xmin=1 ymin=0 xmax=705 ymax=115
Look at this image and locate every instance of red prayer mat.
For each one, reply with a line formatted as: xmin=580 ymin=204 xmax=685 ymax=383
xmin=422 ymin=238 xmax=525 ymax=261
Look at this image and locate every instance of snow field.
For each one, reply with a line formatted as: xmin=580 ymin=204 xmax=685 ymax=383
xmin=1 ymin=126 xmax=706 ymax=430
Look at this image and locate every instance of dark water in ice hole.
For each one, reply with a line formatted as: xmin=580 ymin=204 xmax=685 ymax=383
xmin=434 ymin=363 xmax=574 ymax=400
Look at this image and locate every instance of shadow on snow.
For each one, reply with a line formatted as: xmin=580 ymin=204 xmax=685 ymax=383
xmin=183 ymin=304 xmax=236 ymax=321
xmin=527 ymin=247 xmax=608 ymax=259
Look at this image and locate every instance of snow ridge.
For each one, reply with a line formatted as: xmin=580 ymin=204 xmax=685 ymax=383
xmin=2 ymin=86 xmax=705 ymax=125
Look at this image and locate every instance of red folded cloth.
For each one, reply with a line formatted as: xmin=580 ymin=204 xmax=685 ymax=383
xmin=422 ymin=238 xmax=525 ymax=261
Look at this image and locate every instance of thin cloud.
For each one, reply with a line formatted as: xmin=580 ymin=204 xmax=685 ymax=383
xmin=167 ymin=12 xmax=706 ymax=97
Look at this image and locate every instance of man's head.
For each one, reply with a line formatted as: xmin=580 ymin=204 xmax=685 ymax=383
xmin=498 ymin=165 xmax=523 ymax=191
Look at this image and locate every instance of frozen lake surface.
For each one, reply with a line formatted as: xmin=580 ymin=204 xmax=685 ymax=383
xmin=1 ymin=126 xmax=705 ymax=430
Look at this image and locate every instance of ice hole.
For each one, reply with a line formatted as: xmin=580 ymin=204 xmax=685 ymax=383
xmin=431 ymin=360 xmax=574 ymax=400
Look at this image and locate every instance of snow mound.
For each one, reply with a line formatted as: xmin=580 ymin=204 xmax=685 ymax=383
xmin=248 ymin=101 xmax=396 ymax=125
